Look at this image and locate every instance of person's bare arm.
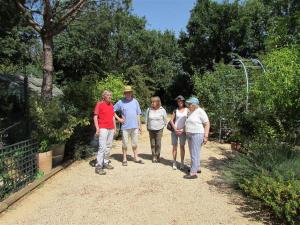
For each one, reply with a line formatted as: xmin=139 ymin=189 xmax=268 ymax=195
xmin=93 ymin=115 xmax=100 ymax=136
xmin=137 ymin=114 xmax=142 ymax=133
xmin=114 ymin=113 xmax=124 ymax=123
xmin=170 ymin=112 xmax=176 ymax=129
xmin=203 ymin=120 xmax=210 ymax=144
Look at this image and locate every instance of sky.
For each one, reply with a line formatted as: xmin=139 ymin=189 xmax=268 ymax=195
xmin=132 ymin=0 xmax=197 ymax=36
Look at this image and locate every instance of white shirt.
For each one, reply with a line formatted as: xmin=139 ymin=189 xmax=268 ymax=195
xmin=175 ymin=108 xmax=188 ymax=130
xmin=185 ymin=107 xmax=209 ymax=134
xmin=146 ymin=107 xmax=167 ymax=130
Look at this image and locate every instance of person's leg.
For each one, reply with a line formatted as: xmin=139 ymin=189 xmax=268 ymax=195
xmin=179 ymin=133 xmax=186 ymax=166
xmin=122 ymin=129 xmax=129 ymax=164
xmin=103 ymin=129 xmax=114 ymax=169
xmin=171 ymin=132 xmax=178 ymax=161
xmin=132 ymin=128 xmax=142 ymax=162
xmin=95 ymin=129 xmax=108 ymax=174
xmin=171 ymin=132 xmax=178 ymax=169
xmin=197 ymin=133 xmax=204 ymax=171
xmin=156 ymin=129 xmax=163 ymax=160
xmin=190 ymin=133 xmax=203 ymax=175
xmin=148 ymin=130 xmax=156 ymax=160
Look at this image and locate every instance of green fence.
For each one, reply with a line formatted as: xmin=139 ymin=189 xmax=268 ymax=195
xmin=0 ymin=139 xmax=38 ymax=201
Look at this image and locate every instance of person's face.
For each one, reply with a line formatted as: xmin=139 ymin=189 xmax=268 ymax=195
xmin=177 ymin=100 xmax=184 ymax=108
xmin=124 ymin=92 xmax=133 ymax=100
xmin=187 ymin=103 xmax=196 ymax=112
xmin=152 ymin=100 xmax=159 ymax=109
xmin=104 ymin=93 xmax=112 ymax=103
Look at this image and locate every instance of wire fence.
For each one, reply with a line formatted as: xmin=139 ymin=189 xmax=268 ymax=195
xmin=0 ymin=139 xmax=38 ymax=201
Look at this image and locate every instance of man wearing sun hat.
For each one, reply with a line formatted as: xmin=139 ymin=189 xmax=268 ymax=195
xmin=114 ymin=86 xmax=144 ymax=166
xmin=184 ymin=96 xmax=210 ymax=179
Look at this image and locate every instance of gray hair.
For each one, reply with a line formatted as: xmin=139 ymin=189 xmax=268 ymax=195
xmin=102 ymin=90 xmax=112 ymax=99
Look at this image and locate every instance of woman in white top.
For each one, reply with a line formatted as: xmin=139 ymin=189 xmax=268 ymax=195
xmin=145 ymin=96 xmax=167 ymax=163
xmin=170 ymin=95 xmax=188 ymax=170
xmin=184 ymin=97 xmax=210 ymax=179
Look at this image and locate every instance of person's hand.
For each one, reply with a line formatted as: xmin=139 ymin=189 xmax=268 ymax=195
xmin=118 ymin=118 xmax=125 ymax=124
xmin=176 ymin=129 xmax=183 ymax=136
xmin=203 ymin=136 xmax=208 ymax=145
xmin=95 ymin=128 xmax=100 ymax=137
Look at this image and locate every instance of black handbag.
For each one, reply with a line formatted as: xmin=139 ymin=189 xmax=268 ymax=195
xmin=167 ymin=110 xmax=176 ymax=131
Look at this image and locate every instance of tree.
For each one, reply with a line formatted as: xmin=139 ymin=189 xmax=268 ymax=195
xmin=15 ymin=0 xmax=88 ymax=99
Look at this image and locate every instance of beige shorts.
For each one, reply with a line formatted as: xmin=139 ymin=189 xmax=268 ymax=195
xmin=122 ymin=128 xmax=139 ymax=149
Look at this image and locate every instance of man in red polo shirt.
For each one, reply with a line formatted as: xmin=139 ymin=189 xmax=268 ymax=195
xmin=93 ymin=90 xmax=115 ymax=175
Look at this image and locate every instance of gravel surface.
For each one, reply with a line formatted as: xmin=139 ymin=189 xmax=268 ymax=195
xmin=0 ymin=125 xmax=264 ymax=225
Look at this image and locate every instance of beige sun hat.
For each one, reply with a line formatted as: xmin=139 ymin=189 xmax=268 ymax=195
xmin=124 ymin=85 xmax=133 ymax=93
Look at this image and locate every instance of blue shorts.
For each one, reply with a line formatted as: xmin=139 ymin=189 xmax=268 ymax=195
xmin=171 ymin=132 xmax=186 ymax=146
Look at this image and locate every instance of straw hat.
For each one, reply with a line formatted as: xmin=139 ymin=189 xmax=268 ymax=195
xmin=124 ymin=85 xmax=133 ymax=93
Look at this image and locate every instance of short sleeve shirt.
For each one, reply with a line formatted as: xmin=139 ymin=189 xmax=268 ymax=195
xmin=185 ymin=107 xmax=209 ymax=134
xmin=114 ymin=98 xmax=141 ymax=130
xmin=94 ymin=101 xmax=115 ymax=129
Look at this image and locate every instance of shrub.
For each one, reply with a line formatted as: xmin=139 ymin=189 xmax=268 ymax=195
xmin=224 ymin=142 xmax=300 ymax=224
xmin=30 ymin=97 xmax=89 ymax=152
xmin=242 ymin=175 xmax=300 ymax=225
xmin=63 ymin=74 xmax=126 ymax=118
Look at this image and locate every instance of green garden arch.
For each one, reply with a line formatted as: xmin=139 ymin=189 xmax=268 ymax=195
xmin=218 ymin=58 xmax=265 ymax=142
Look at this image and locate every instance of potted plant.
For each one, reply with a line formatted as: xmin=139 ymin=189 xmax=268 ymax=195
xmin=30 ymin=97 xmax=89 ymax=170
xmin=228 ymin=132 xmax=242 ymax=151
xmin=36 ymin=140 xmax=52 ymax=174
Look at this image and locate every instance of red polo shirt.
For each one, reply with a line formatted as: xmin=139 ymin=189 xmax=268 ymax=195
xmin=94 ymin=101 xmax=115 ymax=129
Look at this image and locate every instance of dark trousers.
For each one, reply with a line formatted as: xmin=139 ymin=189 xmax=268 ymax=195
xmin=148 ymin=129 xmax=163 ymax=158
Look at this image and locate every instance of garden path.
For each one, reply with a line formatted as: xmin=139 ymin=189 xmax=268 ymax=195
xmin=0 ymin=125 xmax=264 ymax=225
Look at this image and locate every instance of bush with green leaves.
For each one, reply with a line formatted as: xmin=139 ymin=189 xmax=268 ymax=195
xmin=63 ymin=74 xmax=126 ymax=118
xmin=30 ymin=97 xmax=89 ymax=152
xmin=193 ymin=63 xmax=248 ymax=134
xmin=224 ymin=142 xmax=300 ymax=224
xmin=252 ymin=46 xmax=300 ymax=144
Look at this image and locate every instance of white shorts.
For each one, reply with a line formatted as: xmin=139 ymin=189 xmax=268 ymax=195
xmin=122 ymin=128 xmax=139 ymax=149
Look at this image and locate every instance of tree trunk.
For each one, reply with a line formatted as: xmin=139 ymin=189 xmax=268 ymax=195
xmin=41 ymin=36 xmax=54 ymax=99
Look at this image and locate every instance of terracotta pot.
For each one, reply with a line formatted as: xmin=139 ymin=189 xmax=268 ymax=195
xmin=50 ymin=144 xmax=65 ymax=167
xmin=231 ymin=142 xmax=241 ymax=151
xmin=37 ymin=150 xmax=52 ymax=174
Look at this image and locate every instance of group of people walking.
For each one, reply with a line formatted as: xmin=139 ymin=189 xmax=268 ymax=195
xmin=93 ymin=86 xmax=210 ymax=179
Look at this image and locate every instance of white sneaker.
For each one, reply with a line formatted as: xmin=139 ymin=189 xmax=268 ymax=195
xmin=172 ymin=162 xmax=177 ymax=170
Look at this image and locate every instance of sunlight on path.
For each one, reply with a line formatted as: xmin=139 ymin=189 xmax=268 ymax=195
xmin=0 ymin=126 xmax=264 ymax=225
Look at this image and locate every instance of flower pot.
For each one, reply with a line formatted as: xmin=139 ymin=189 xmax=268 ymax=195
xmin=50 ymin=143 xmax=65 ymax=167
xmin=37 ymin=150 xmax=52 ymax=174
xmin=231 ymin=142 xmax=241 ymax=151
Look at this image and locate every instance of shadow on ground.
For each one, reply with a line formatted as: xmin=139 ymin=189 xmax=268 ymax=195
xmin=202 ymin=145 xmax=273 ymax=225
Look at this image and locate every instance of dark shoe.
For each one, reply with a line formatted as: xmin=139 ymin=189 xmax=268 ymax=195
xmin=95 ymin=167 xmax=106 ymax=175
xmin=187 ymin=168 xmax=202 ymax=173
xmin=183 ymin=174 xmax=197 ymax=179
xmin=122 ymin=161 xmax=128 ymax=166
xmin=134 ymin=159 xmax=144 ymax=164
xmin=103 ymin=164 xmax=114 ymax=170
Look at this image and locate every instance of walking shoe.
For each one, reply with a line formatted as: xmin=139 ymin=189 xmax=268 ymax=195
xmin=103 ymin=163 xmax=114 ymax=170
xmin=95 ymin=167 xmax=106 ymax=175
xmin=172 ymin=162 xmax=177 ymax=170
xmin=183 ymin=174 xmax=198 ymax=179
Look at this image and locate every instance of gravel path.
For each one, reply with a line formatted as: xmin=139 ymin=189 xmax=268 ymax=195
xmin=0 ymin=126 xmax=264 ymax=225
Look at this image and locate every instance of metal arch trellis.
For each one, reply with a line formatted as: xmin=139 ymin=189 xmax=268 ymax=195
xmin=218 ymin=58 xmax=265 ymax=142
